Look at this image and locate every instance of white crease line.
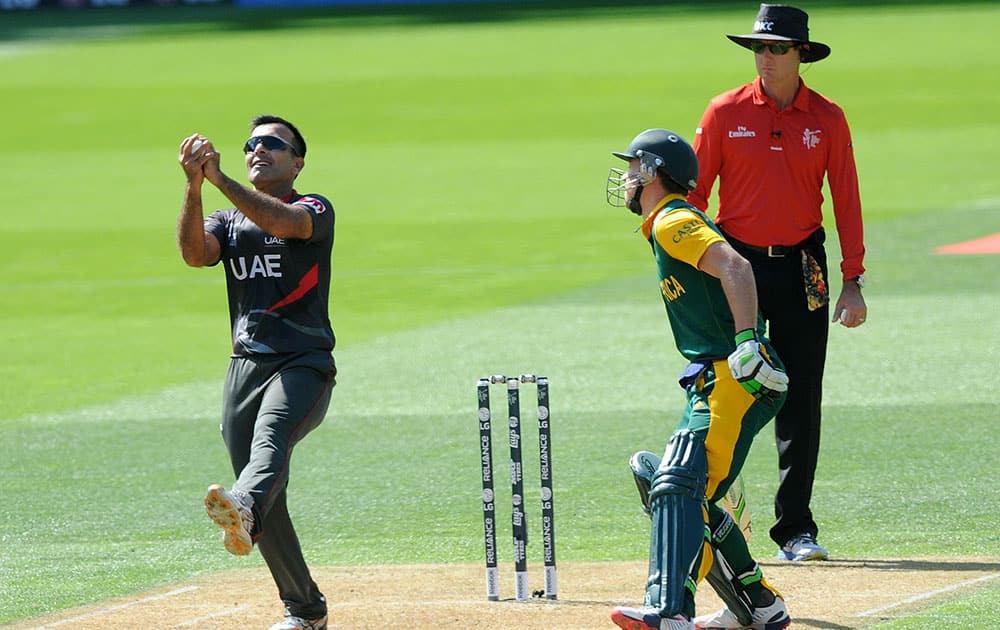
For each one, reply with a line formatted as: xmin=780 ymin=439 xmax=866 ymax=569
xmin=30 ymin=586 xmax=199 ymax=628
xmin=856 ymin=573 xmax=1000 ymax=617
xmin=327 ymin=599 xmax=554 ymax=608
xmin=175 ymin=604 xmax=251 ymax=627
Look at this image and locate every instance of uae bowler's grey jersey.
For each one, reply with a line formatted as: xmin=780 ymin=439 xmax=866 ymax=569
xmin=204 ymin=191 xmax=335 ymax=357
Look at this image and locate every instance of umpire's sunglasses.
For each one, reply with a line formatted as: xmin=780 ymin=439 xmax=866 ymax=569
xmin=243 ymin=135 xmax=298 ymax=155
xmin=749 ymin=41 xmax=797 ymax=55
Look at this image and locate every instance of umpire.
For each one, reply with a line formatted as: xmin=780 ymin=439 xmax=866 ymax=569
xmin=689 ymin=4 xmax=868 ymax=562
xmin=177 ymin=114 xmax=335 ymax=630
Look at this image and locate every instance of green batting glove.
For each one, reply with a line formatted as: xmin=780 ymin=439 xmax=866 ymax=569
xmin=727 ymin=329 xmax=788 ymax=404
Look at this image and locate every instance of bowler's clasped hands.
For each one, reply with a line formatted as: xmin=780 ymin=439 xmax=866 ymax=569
xmin=179 ymin=134 xmax=222 ymax=184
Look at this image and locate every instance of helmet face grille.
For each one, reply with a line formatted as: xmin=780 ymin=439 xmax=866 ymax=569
xmin=606 ymin=167 xmax=650 ymax=212
xmin=606 ymin=167 xmax=628 ymax=207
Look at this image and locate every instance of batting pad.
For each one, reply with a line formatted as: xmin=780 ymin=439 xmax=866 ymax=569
xmin=644 ymin=430 xmax=708 ymax=616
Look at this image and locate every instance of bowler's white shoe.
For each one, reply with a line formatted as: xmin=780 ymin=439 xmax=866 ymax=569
xmin=204 ymin=484 xmax=254 ymax=556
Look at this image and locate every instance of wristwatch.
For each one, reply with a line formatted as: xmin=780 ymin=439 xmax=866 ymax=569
xmin=852 ymin=274 xmax=866 ymax=289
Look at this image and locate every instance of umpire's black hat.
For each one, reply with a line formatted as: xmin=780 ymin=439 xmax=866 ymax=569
xmin=726 ymin=4 xmax=831 ymax=63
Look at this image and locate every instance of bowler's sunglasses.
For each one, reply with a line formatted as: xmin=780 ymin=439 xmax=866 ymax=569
xmin=750 ymin=41 xmax=797 ymax=55
xmin=243 ymin=135 xmax=297 ymax=155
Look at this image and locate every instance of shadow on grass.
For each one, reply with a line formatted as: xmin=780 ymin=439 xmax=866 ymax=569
xmin=0 ymin=0 xmax=996 ymax=41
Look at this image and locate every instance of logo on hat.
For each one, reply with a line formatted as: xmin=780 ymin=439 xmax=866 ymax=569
xmin=727 ymin=3 xmax=831 ymax=63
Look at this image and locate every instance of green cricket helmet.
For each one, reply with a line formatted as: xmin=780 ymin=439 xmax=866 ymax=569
xmin=612 ymin=128 xmax=699 ymax=192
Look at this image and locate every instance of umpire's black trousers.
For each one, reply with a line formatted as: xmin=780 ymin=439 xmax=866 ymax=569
xmin=723 ymin=230 xmax=829 ymax=548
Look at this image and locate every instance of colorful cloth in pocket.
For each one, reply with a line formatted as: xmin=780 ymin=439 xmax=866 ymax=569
xmin=801 ymin=250 xmax=829 ymax=311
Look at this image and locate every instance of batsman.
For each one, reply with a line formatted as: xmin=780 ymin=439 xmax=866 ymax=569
xmin=606 ymin=129 xmax=791 ymax=630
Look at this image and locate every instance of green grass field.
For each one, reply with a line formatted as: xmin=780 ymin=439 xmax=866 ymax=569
xmin=2 ymin=1 xmax=999 ymax=627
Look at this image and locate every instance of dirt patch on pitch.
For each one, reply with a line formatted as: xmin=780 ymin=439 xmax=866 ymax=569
xmin=11 ymin=557 xmax=1000 ymax=629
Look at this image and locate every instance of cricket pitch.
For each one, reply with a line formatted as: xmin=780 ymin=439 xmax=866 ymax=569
xmin=10 ymin=557 xmax=1000 ymax=629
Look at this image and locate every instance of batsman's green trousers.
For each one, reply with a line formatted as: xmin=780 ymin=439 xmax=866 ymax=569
xmin=677 ymin=358 xmax=783 ymax=503
xmin=677 ymin=358 xmax=785 ymax=588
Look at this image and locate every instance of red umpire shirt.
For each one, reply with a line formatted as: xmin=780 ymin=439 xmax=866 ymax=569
xmin=204 ymin=191 xmax=335 ymax=357
xmin=688 ymin=76 xmax=865 ymax=281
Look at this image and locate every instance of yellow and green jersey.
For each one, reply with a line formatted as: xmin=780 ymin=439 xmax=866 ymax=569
xmin=639 ymin=194 xmax=765 ymax=362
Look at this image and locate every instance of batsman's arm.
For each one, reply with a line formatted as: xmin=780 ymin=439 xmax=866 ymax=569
xmin=697 ymin=241 xmax=758 ymax=332
xmin=699 ymin=241 xmax=788 ymax=401
xmin=654 ymin=212 xmax=756 ymax=330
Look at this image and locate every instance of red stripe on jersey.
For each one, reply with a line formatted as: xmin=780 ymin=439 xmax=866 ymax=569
xmin=295 ymin=196 xmax=326 ymax=214
xmin=265 ymin=264 xmax=319 ymax=314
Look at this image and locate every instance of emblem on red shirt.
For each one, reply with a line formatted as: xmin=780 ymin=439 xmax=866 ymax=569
xmin=803 ymin=128 xmax=822 ymax=149
xmin=728 ymin=125 xmax=756 ymax=138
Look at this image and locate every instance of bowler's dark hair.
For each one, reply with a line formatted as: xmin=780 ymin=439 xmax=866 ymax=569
xmin=250 ymin=114 xmax=307 ymax=157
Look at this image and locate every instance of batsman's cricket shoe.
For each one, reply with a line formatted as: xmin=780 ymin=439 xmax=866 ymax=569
xmin=693 ymin=597 xmax=790 ymax=630
xmin=777 ymin=533 xmax=828 ymax=561
xmin=611 ymin=606 xmax=693 ymax=630
xmin=204 ymin=484 xmax=254 ymax=556
xmin=629 ymin=450 xmax=661 ymax=516
xmin=268 ymin=614 xmax=327 ymax=630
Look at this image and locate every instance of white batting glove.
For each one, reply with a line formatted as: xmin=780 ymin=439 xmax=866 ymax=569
xmin=728 ymin=329 xmax=788 ymax=404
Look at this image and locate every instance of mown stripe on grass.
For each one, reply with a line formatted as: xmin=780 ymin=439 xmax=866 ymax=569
xmin=9 ymin=286 xmax=999 ymax=430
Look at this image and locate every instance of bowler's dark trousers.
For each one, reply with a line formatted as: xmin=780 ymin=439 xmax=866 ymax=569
xmin=222 ymin=351 xmax=335 ymax=620
xmin=724 ymin=231 xmax=828 ymax=548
